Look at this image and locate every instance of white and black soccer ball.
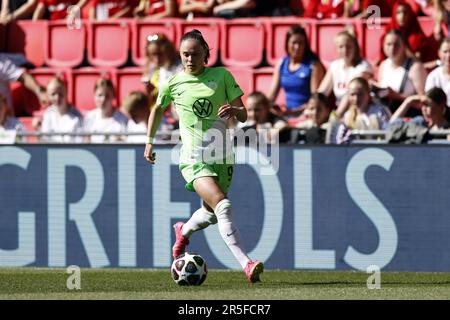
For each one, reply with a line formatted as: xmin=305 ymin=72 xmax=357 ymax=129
xmin=171 ymin=252 xmax=207 ymax=286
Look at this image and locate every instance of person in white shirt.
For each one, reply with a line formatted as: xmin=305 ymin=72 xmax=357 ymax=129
xmin=40 ymin=77 xmax=83 ymax=143
xmin=425 ymin=38 xmax=450 ymax=108
xmin=120 ymin=90 xmax=150 ymax=143
xmin=0 ymin=54 xmax=47 ymax=115
xmin=318 ymin=30 xmax=374 ymax=116
xmin=343 ymin=77 xmax=391 ymax=130
xmin=84 ymin=78 xmax=128 ymax=143
xmin=0 ymin=93 xmax=25 ymax=143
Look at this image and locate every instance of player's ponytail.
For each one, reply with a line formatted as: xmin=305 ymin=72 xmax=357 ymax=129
xmin=180 ymin=29 xmax=211 ymax=64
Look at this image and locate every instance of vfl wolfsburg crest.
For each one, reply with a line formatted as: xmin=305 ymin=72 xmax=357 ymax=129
xmin=192 ymin=98 xmax=213 ymax=118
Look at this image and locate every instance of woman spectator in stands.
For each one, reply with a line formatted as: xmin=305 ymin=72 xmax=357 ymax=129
xmin=178 ymin=0 xmax=216 ymax=19
xmin=40 ymin=76 xmax=83 ymax=143
xmin=374 ymin=29 xmax=427 ymax=117
xmin=317 ymin=30 xmax=374 ymax=117
xmin=90 ymin=0 xmax=139 ymax=20
xmin=0 ymin=0 xmax=37 ymax=24
xmin=390 ymin=87 xmax=450 ymax=130
xmin=142 ymin=33 xmax=182 ymax=132
xmin=0 ymin=93 xmax=25 ymax=143
xmin=133 ymin=0 xmax=177 ymax=19
xmin=83 ymin=78 xmax=128 ymax=143
xmin=380 ymin=1 xmax=438 ymax=64
xmin=121 ymin=90 xmax=150 ymax=143
xmin=343 ymin=77 xmax=391 ymax=130
xmin=32 ymin=0 xmax=88 ymax=20
xmin=425 ymin=38 xmax=450 ymax=109
xmin=267 ymin=24 xmax=325 ymax=119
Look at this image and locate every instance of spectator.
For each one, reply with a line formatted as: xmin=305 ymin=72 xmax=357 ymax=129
xmin=290 ymin=92 xmax=333 ymax=130
xmin=236 ymin=91 xmax=288 ymax=143
xmin=380 ymin=1 xmax=438 ymax=63
xmin=317 ymin=30 xmax=374 ymax=116
xmin=0 ymin=0 xmax=37 ymax=24
xmin=213 ymin=0 xmax=275 ymax=18
xmin=434 ymin=0 xmax=450 ymax=42
xmin=121 ymin=91 xmax=150 ymax=143
xmin=178 ymin=0 xmax=216 ymax=19
xmin=390 ymin=87 xmax=450 ymax=130
xmin=83 ymin=78 xmax=128 ymax=143
xmin=32 ymin=0 xmax=88 ymax=20
xmin=133 ymin=0 xmax=177 ymax=19
xmin=344 ymin=0 xmax=395 ymax=18
xmin=0 ymin=54 xmax=47 ymax=116
xmin=0 ymin=93 xmax=25 ymax=143
xmin=40 ymin=77 xmax=83 ymax=143
xmin=375 ymin=29 xmax=427 ymax=116
xmin=142 ymin=33 xmax=181 ymax=131
xmin=267 ymin=24 xmax=325 ymax=119
xmin=425 ymin=38 xmax=450 ymax=108
xmin=343 ymin=77 xmax=391 ymax=130
xmin=90 ymin=0 xmax=139 ymax=20
xmin=302 ymin=0 xmax=345 ymax=19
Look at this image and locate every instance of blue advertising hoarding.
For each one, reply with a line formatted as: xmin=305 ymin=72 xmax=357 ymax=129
xmin=0 ymin=145 xmax=449 ymax=271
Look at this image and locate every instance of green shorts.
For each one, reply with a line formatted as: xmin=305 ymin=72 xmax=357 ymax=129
xmin=180 ymin=160 xmax=235 ymax=193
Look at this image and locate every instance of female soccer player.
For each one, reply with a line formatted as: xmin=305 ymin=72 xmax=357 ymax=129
xmin=143 ymin=29 xmax=263 ymax=283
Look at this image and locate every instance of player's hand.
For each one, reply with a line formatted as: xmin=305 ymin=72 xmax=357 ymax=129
xmin=144 ymin=144 xmax=156 ymax=164
xmin=218 ymin=104 xmax=236 ymax=119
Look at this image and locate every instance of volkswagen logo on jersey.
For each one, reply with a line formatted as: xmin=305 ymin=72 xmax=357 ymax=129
xmin=192 ymin=98 xmax=213 ymax=118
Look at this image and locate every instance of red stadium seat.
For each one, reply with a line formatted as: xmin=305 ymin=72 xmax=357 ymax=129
xmin=45 ymin=21 xmax=86 ymax=68
xmin=265 ymin=17 xmax=316 ymax=67
xmin=314 ymin=19 xmax=363 ymax=68
xmin=228 ymin=66 xmax=253 ymax=103
xmin=221 ymin=18 xmax=265 ymax=68
xmin=418 ymin=16 xmax=435 ymax=37
xmin=115 ymin=67 xmax=147 ymax=106
xmin=179 ymin=18 xmax=224 ymax=66
xmin=7 ymin=20 xmax=48 ymax=67
xmin=87 ymin=20 xmax=131 ymax=67
xmin=362 ymin=18 xmax=390 ymax=67
xmin=252 ymin=67 xmax=284 ymax=106
xmin=130 ymin=19 xmax=179 ymax=66
xmin=72 ymin=68 xmax=116 ymax=112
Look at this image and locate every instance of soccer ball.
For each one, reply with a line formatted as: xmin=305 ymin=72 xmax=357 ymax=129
xmin=171 ymin=252 xmax=207 ymax=286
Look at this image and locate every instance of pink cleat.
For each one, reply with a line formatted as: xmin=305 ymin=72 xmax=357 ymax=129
xmin=244 ymin=260 xmax=264 ymax=283
xmin=172 ymin=222 xmax=190 ymax=259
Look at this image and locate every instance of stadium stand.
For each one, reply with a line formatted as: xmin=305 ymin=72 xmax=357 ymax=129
xmin=115 ymin=67 xmax=146 ymax=105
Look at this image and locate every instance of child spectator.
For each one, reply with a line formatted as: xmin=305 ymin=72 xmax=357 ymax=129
xmin=237 ymin=91 xmax=288 ymax=143
xmin=375 ymin=29 xmax=427 ymax=116
xmin=83 ymin=78 xmax=128 ymax=143
xmin=268 ymin=24 xmax=325 ymax=119
xmin=343 ymin=77 xmax=391 ymax=130
xmin=121 ymin=90 xmax=150 ymax=143
xmin=0 ymin=0 xmax=37 ymax=24
xmin=90 ymin=0 xmax=139 ymax=20
xmin=291 ymin=92 xmax=333 ymax=130
xmin=133 ymin=0 xmax=177 ymax=19
xmin=0 ymin=93 xmax=25 ymax=143
xmin=142 ymin=33 xmax=181 ymax=131
xmin=318 ymin=30 xmax=374 ymax=116
xmin=32 ymin=0 xmax=88 ymax=20
xmin=40 ymin=77 xmax=83 ymax=143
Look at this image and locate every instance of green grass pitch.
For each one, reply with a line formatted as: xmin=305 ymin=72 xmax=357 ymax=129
xmin=0 ymin=268 xmax=449 ymax=300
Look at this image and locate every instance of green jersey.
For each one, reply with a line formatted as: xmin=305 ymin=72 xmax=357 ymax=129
xmin=157 ymin=67 xmax=243 ymax=165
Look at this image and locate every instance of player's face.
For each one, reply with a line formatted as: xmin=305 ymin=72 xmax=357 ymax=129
xmin=94 ymin=87 xmax=114 ymax=110
xmin=336 ymin=35 xmax=355 ymax=62
xmin=383 ymin=34 xmax=403 ymax=58
xmin=348 ymin=82 xmax=369 ymax=110
xmin=287 ymin=33 xmax=306 ymax=61
xmin=47 ymin=82 xmax=66 ymax=107
xmin=439 ymin=42 xmax=450 ymax=67
xmin=180 ymin=39 xmax=206 ymax=75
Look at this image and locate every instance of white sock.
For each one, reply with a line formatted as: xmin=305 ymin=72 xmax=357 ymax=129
xmin=215 ymin=199 xmax=250 ymax=269
xmin=182 ymin=207 xmax=217 ymax=237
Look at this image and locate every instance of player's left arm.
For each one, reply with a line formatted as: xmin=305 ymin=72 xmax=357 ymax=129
xmin=218 ymin=97 xmax=247 ymax=123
